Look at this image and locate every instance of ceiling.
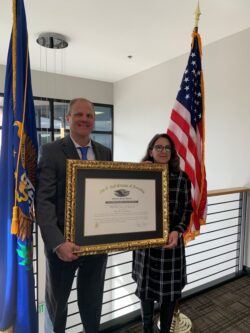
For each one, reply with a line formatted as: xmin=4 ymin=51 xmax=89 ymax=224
xmin=0 ymin=0 xmax=250 ymax=83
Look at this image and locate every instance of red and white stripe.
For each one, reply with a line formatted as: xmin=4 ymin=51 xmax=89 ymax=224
xmin=167 ymin=100 xmax=207 ymax=241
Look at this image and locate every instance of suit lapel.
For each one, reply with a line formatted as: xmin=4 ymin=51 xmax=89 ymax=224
xmin=92 ymin=140 xmax=102 ymax=160
xmin=61 ymin=135 xmax=80 ymax=160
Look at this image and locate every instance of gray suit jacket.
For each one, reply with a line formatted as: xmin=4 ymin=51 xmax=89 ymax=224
xmin=35 ymin=135 xmax=112 ymax=252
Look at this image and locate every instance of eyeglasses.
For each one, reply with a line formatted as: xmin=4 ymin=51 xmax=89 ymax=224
xmin=153 ymin=145 xmax=172 ymax=153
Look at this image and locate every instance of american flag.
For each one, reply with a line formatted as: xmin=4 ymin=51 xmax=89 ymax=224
xmin=167 ymin=31 xmax=207 ymax=243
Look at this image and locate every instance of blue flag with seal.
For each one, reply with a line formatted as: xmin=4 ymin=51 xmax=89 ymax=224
xmin=0 ymin=0 xmax=38 ymax=332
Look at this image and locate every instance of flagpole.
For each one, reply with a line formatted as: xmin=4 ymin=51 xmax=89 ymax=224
xmin=169 ymin=2 xmax=202 ymax=332
xmin=194 ymin=0 xmax=201 ymax=31
xmin=11 ymin=0 xmax=19 ymax=235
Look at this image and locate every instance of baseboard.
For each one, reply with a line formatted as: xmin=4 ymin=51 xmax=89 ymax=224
xmin=181 ymin=271 xmax=245 ymax=300
xmin=100 ymin=309 xmax=141 ymax=332
xmin=243 ymin=265 xmax=250 ymax=276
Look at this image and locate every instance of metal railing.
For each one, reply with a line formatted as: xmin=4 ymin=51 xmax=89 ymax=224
xmin=35 ymin=187 xmax=249 ymax=332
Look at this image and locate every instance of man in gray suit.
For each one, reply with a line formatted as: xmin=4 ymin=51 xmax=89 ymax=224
xmin=36 ymin=98 xmax=112 ymax=333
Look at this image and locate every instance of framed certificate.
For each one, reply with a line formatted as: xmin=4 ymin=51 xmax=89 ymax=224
xmin=65 ymin=160 xmax=169 ymax=255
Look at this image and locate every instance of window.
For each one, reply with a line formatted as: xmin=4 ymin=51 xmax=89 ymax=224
xmin=34 ymin=97 xmax=113 ymax=151
xmin=0 ymin=95 xmax=113 ymax=154
xmin=34 ymin=99 xmax=52 ymax=146
xmin=91 ymin=104 xmax=113 ymax=150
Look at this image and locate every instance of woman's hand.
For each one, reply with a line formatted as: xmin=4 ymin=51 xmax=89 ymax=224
xmin=164 ymin=231 xmax=179 ymax=249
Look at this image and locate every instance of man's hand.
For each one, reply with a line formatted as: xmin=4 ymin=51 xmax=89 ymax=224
xmin=55 ymin=241 xmax=81 ymax=261
xmin=164 ymin=231 xmax=179 ymax=249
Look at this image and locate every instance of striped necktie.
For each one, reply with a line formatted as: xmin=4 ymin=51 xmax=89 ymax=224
xmin=79 ymin=146 xmax=89 ymax=160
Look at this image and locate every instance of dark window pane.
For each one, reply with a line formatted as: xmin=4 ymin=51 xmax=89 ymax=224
xmin=54 ymin=102 xmax=69 ymax=129
xmin=34 ymin=100 xmax=51 ymax=129
xmin=32 ymin=99 xmax=113 ymax=153
xmin=54 ymin=130 xmax=70 ymax=141
xmin=91 ymin=133 xmax=112 ymax=150
xmin=94 ymin=105 xmax=112 ymax=131
xmin=37 ymin=130 xmax=52 ymax=147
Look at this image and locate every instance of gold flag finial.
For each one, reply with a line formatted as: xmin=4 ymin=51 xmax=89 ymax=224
xmin=194 ymin=1 xmax=201 ymax=32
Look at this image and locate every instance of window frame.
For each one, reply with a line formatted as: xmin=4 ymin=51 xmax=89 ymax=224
xmin=0 ymin=94 xmax=113 ymax=154
xmin=33 ymin=96 xmax=113 ymax=152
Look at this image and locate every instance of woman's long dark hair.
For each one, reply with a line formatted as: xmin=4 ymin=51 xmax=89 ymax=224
xmin=141 ymin=133 xmax=180 ymax=173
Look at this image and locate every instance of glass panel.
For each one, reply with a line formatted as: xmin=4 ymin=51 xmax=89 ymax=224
xmin=54 ymin=130 xmax=70 ymax=141
xmin=54 ymin=102 xmax=69 ymax=130
xmin=37 ymin=130 xmax=52 ymax=147
xmin=34 ymin=100 xmax=50 ymax=129
xmin=94 ymin=105 xmax=112 ymax=131
xmin=91 ymin=133 xmax=112 ymax=150
xmin=0 ymin=129 xmax=2 ymax=153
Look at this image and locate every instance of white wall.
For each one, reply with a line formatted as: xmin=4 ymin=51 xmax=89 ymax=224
xmin=0 ymin=65 xmax=113 ymax=104
xmin=113 ymin=28 xmax=250 ymax=267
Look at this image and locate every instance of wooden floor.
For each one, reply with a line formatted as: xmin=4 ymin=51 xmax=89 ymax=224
xmin=111 ymin=275 xmax=250 ymax=333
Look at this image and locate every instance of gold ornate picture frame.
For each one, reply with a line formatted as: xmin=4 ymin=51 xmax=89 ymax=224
xmin=65 ymin=160 xmax=169 ymax=255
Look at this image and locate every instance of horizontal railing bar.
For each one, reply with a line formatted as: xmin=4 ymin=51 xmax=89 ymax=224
xmin=207 ymin=199 xmax=241 ymax=206
xmin=67 ymin=311 xmax=80 ymax=318
xmin=102 ymin=300 xmax=140 ymax=317
xmin=67 ymin=299 xmax=77 ymax=305
xmin=205 ymin=216 xmax=241 ymax=224
xmin=207 ymin=207 xmax=240 ymax=215
xmin=69 ymin=271 xmax=134 ymax=289
xmin=187 ymin=257 xmax=238 ymax=276
xmin=104 ymin=281 xmax=135 ymax=293
xmin=102 ymin=292 xmax=135 ymax=305
xmin=65 ymin=322 xmax=82 ymax=331
xmin=71 ymin=258 xmax=132 ymax=277
xmin=70 ymin=252 xmax=242 ymax=295
xmin=187 ymin=264 xmax=238 ymax=284
xmin=186 ymin=249 xmax=239 ymax=267
xmin=108 ymin=250 xmax=130 ymax=257
xmin=192 ymin=224 xmax=240 ymax=234
xmin=187 ymin=231 xmax=240 ymax=248
xmin=186 ymin=240 xmax=240 ymax=257
xmin=106 ymin=260 xmax=132 ymax=269
xmin=207 ymin=187 xmax=250 ymax=197
xmin=104 ymin=271 xmax=131 ymax=281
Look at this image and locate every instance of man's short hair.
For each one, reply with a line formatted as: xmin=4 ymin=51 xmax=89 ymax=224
xmin=67 ymin=98 xmax=95 ymax=116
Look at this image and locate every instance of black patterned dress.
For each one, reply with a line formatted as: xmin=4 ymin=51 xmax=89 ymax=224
xmin=132 ymin=170 xmax=192 ymax=303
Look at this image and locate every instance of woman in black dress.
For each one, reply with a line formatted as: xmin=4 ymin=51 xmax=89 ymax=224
xmin=132 ymin=133 xmax=193 ymax=333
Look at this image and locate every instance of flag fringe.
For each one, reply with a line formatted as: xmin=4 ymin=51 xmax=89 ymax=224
xmin=12 ymin=37 xmax=30 ymax=231
xmin=196 ymin=31 xmax=207 ymax=228
xmin=11 ymin=205 xmax=19 ymax=234
xmin=184 ymin=217 xmax=206 ymax=245
xmin=0 ymin=327 xmax=13 ymax=333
